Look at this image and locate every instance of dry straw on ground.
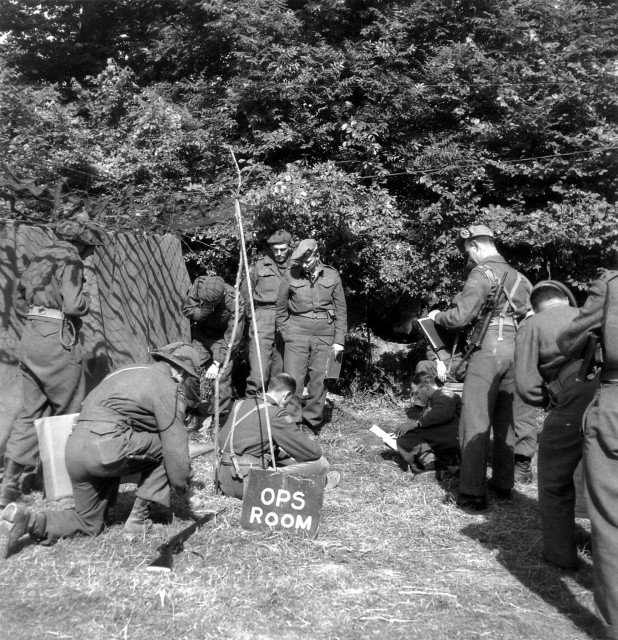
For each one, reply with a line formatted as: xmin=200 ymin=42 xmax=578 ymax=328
xmin=0 ymin=399 xmax=603 ymax=640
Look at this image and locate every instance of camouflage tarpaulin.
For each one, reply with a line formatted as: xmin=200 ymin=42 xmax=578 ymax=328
xmin=0 ymin=221 xmax=191 ymax=447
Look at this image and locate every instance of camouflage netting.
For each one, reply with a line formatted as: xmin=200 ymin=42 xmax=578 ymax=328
xmin=0 ymin=221 xmax=191 ymax=447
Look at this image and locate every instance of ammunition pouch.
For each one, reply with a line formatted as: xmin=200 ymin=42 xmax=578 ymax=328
xmin=219 ymin=452 xmax=265 ymax=480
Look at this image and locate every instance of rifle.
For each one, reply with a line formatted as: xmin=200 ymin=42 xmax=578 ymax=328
xmin=451 ymin=272 xmax=508 ymax=378
xmin=146 ymin=509 xmax=223 ymax=573
xmin=577 ymin=333 xmax=600 ymax=382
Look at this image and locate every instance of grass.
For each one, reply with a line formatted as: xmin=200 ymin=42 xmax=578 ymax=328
xmin=0 ymin=398 xmax=605 ymax=640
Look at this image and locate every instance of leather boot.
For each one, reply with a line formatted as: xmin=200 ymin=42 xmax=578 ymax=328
xmin=124 ymin=497 xmax=153 ymax=539
xmin=0 ymin=459 xmax=25 ymax=508
xmin=0 ymin=503 xmax=46 ymax=560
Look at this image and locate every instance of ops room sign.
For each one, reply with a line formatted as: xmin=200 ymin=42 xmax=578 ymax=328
xmin=240 ymin=469 xmax=325 ymax=536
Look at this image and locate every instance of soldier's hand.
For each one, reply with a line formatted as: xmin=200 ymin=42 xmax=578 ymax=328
xmin=427 ymin=309 xmax=440 ymax=322
xmin=205 ymin=362 xmax=221 ymax=379
xmin=394 ymin=421 xmax=417 ymax=436
xmin=332 ymin=343 xmax=344 ymax=353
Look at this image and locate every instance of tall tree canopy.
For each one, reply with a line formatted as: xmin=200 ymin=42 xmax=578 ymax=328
xmin=1 ymin=0 xmax=617 ymax=330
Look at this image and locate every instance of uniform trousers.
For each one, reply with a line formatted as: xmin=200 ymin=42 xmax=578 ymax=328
xmin=6 ymin=319 xmax=85 ymax=467
xmin=188 ymin=338 xmax=234 ymax=421
xmin=42 ymin=421 xmax=171 ymax=543
xmin=218 ymin=453 xmax=329 ymax=499
xmin=283 ymin=317 xmax=333 ymax=430
xmin=397 ymin=424 xmax=459 ymax=468
xmin=537 ymin=373 xmax=598 ymax=568
xmin=246 ymin=307 xmax=284 ymax=397
xmin=514 ymin=395 xmax=538 ymax=460
xmin=582 ymin=383 xmax=618 ymax=639
xmin=459 ymin=327 xmax=516 ymax=496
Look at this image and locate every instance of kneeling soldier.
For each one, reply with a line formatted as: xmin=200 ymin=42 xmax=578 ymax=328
xmin=395 ymin=372 xmax=461 ymax=476
xmin=0 ymin=343 xmax=199 ymax=560
xmin=217 ymin=373 xmax=339 ymax=499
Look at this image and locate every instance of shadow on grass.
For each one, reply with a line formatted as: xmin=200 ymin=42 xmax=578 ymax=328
xmin=460 ymin=490 xmax=604 ymax=639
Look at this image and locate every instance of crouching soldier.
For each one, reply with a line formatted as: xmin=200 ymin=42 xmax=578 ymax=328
xmin=217 ymin=373 xmax=340 ymax=499
xmin=395 ymin=372 xmax=461 ymax=477
xmin=0 ymin=343 xmax=199 ymax=560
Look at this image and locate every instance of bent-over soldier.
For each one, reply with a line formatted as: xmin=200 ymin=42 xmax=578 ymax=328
xmin=241 ymin=230 xmax=292 ymax=397
xmin=0 ymin=212 xmax=101 ymax=508
xmin=276 ymin=239 xmax=347 ymax=431
xmin=428 ymin=225 xmax=531 ymax=510
xmin=183 ymin=275 xmax=245 ymax=424
xmin=217 ymin=373 xmax=338 ymax=499
xmin=0 ymin=343 xmax=199 ymax=559
xmin=515 ymin=280 xmax=598 ymax=569
xmin=557 ymin=269 xmax=618 ymax=639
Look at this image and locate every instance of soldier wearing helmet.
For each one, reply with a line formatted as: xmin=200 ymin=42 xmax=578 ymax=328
xmin=0 ymin=343 xmax=202 ymax=559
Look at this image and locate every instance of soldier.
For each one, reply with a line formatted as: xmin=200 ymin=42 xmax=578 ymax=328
xmin=557 ymin=268 xmax=618 ymax=639
xmin=276 ymin=239 xmax=347 ymax=431
xmin=182 ymin=275 xmax=245 ymax=425
xmin=0 ymin=211 xmax=101 ymax=508
xmin=428 ymin=225 xmax=532 ymax=510
xmin=217 ymin=373 xmax=339 ymax=499
xmin=241 ymin=230 xmax=292 ymax=397
xmin=515 ymin=281 xmax=598 ymax=569
xmin=0 ymin=343 xmax=199 ymax=559
xmin=394 ymin=371 xmax=461 ymax=477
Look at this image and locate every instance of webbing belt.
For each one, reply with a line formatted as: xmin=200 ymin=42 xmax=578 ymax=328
xmin=220 ymin=401 xmax=269 ymax=479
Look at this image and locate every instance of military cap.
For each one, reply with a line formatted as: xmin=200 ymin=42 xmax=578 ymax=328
xmin=195 ymin=275 xmax=226 ymax=310
xmin=530 ymin=280 xmax=577 ymax=308
xmin=56 ymin=211 xmax=103 ymax=246
xmin=151 ymin=342 xmax=201 ymax=378
xmin=267 ymin=230 xmax=292 ymax=245
xmin=455 ymin=224 xmax=495 ymax=251
xmin=291 ymin=238 xmax=318 ymax=262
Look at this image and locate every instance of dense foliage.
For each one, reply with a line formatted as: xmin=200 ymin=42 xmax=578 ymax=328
xmin=1 ymin=0 xmax=617 ymax=331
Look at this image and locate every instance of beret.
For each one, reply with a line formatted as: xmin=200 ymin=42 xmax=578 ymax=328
xmin=291 ymin=238 xmax=318 ymax=261
xmin=267 ymin=230 xmax=292 ymax=245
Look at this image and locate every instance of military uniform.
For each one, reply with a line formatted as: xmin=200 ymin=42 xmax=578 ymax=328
xmin=397 ymin=389 xmax=461 ymax=471
xmin=38 ymin=361 xmax=193 ymax=542
xmin=434 ymin=249 xmax=531 ymax=500
xmin=558 ymin=271 xmax=618 ymax=639
xmin=276 ymin=246 xmax=347 ymax=430
xmin=183 ymin=276 xmax=245 ymax=420
xmin=1 ymin=235 xmax=93 ymax=507
xmin=515 ymin=297 xmax=598 ymax=569
xmin=241 ymin=253 xmax=289 ymax=396
xmin=217 ymin=396 xmax=328 ymax=499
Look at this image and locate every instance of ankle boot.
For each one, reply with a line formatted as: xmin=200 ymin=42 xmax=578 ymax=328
xmin=0 ymin=503 xmax=46 ymax=559
xmin=124 ymin=497 xmax=153 ymax=538
xmin=0 ymin=459 xmax=25 ymax=508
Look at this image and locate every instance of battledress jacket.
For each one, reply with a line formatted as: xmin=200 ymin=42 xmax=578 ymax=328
xmin=182 ymin=280 xmax=245 ymax=364
xmin=76 ymin=362 xmax=192 ymax=492
xmin=218 ymin=396 xmax=323 ymax=467
xmin=434 ymin=254 xmax=531 ymax=331
xmin=276 ymin=262 xmax=347 ymax=344
xmin=515 ymin=305 xmax=581 ymax=406
xmin=557 ymin=271 xmax=618 ymax=372
xmin=240 ymin=255 xmax=290 ymax=319
xmin=14 ymin=239 xmax=90 ymax=321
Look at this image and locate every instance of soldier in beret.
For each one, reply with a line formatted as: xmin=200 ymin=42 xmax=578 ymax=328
xmin=0 ymin=343 xmax=200 ymax=559
xmin=0 ymin=210 xmax=102 ymax=509
xmin=241 ymin=230 xmax=292 ymax=397
xmin=183 ymin=275 xmax=245 ymax=425
xmin=276 ymin=239 xmax=347 ymax=431
xmin=557 ymin=266 xmax=618 ymax=638
xmin=515 ymin=280 xmax=598 ymax=569
xmin=428 ymin=225 xmax=532 ymax=510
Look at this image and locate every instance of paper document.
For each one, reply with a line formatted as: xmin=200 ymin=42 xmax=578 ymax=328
xmin=369 ymin=424 xmax=398 ymax=451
